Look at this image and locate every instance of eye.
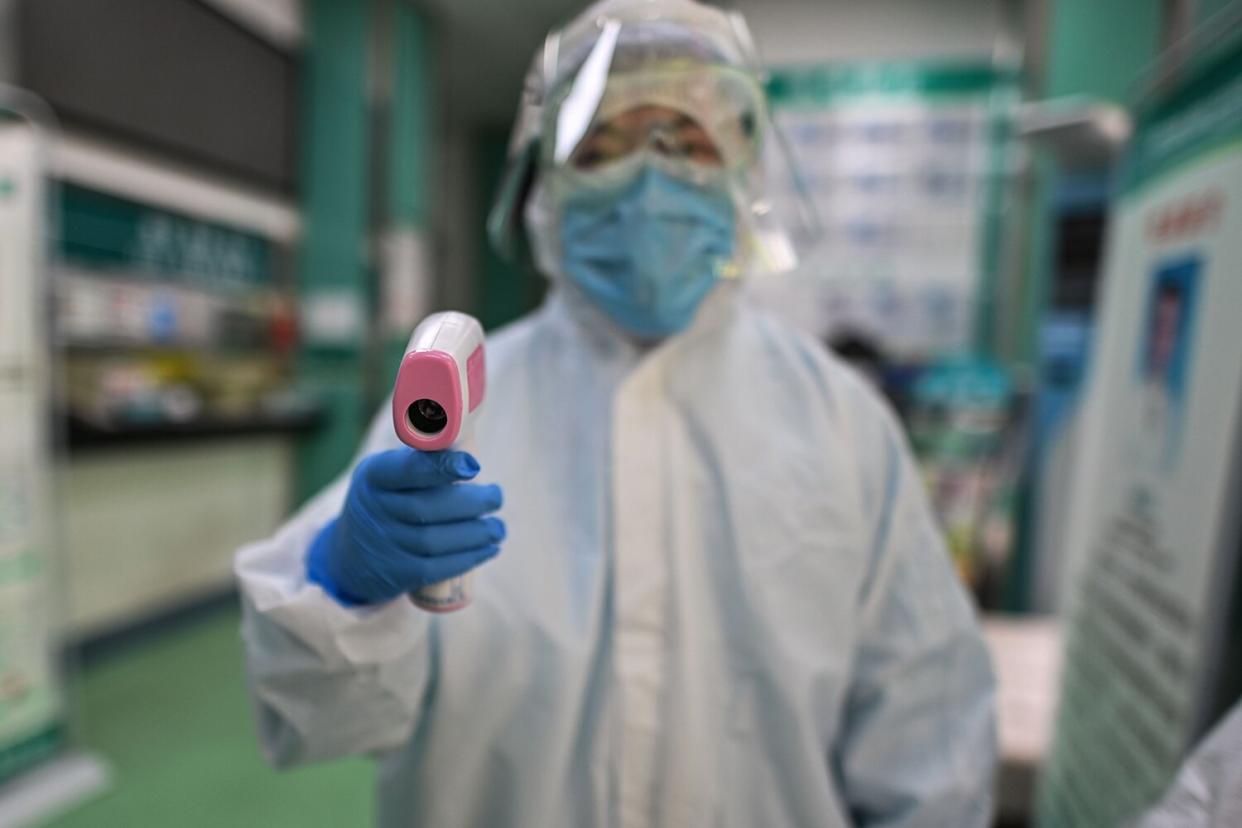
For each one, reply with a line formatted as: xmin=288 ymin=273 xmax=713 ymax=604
xmin=571 ymin=125 xmax=632 ymax=169
xmin=666 ymin=115 xmax=724 ymax=166
xmin=687 ymin=144 xmax=721 ymax=164
xmin=673 ymin=135 xmax=723 ymax=166
xmin=574 ymin=148 xmax=606 ymax=169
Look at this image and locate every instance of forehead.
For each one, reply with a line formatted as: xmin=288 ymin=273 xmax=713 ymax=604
xmin=594 ymin=105 xmax=711 ymax=132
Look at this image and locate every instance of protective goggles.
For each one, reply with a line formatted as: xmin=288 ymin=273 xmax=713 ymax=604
xmin=543 ymin=62 xmax=764 ymax=177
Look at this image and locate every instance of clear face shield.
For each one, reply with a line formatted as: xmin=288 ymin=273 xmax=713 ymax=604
xmin=489 ymin=0 xmax=818 ymax=287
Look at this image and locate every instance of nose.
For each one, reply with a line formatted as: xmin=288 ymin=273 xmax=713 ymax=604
xmin=646 ymin=124 xmax=678 ymax=157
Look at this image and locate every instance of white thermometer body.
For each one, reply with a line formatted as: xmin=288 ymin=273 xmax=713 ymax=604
xmin=391 ymin=312 xmax=486 ymax=612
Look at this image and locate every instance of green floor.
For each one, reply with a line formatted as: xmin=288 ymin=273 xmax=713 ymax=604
xmin=44 ymin=604 xmax=374 ymax=827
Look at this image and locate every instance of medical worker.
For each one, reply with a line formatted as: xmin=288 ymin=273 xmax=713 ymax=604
xmin=235 ymin=1 xmax=997 ymax=825
xmin=1135 ymin=700 xmax=1242 ymax=827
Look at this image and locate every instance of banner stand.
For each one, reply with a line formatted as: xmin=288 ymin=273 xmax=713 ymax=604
xmin=1036 ymin=17 xmax=1242 ymax=826
xmin=0 ymin=89 xmax=110 ymax=828
xmin=0 ymin=753 xmax=110 ymax=828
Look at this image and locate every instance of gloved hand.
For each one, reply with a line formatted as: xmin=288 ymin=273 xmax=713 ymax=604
xmin=307 ymin=448 xmax=505 ymax=606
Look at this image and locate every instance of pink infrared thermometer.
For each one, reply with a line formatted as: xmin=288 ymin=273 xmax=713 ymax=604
xmin=392 ymin=311 xmax=487 ymax=612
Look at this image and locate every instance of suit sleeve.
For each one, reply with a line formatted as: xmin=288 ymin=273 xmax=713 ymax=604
xmin=234 ymin=402 xmax=433 ymax=768
xmin=1132 ymin=701 xmax=1242 ymax=827
xmin=835 ymin=383 xmax=998 ymax=827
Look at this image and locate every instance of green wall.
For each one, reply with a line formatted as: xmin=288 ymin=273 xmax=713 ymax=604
xmin=1198 ymin=0 xmax=1238 ymax=26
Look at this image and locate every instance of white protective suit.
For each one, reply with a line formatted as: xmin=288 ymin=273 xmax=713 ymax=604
xmin=1134 ymin=701 xmax=1242 ymax=827
xmin=236 ymin=284 xmax=998 ymax=827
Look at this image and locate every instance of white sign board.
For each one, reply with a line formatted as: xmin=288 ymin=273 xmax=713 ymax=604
xmin=0 ymin=124 xmax=63 ymax=785
xmin=1038 ymin=46 xmax=1242 ymax=826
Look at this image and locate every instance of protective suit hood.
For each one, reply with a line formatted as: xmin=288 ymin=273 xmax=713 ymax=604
xmin=487 ymin=0 xmax=812 ymax=286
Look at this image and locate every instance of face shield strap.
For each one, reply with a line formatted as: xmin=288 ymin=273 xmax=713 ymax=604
xmin=487 ymin=140 xmax=541 ymax=263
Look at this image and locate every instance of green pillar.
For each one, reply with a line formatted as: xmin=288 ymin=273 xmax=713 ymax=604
xmin=1006 ymin=0 xmax=1164 ymax=611
xmin=379 ymin=1 xmax=436 ymax=383
xmin=1019 ymin=0 xmax=1164 ymax=363
xmin=389 ymin=2 xmax=430 ymax=229
xmin=975 ymin=73 xmax=1021 ymax=358
xmin=1197 ymin=0 xmax=1237 ymax=27
xmin=295 ymin=0 xmax=374 ymax=503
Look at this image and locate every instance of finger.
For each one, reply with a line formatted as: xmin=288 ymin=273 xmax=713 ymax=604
xmin=362 ymin=448 xmax=480 ymax=491
xmin=375 ymin=484 xmax=503 ymax=525
xmin=404 ymin=544 xmax=501 ymax=586
xmin=391 ymin=516 xmax=506 ymax=556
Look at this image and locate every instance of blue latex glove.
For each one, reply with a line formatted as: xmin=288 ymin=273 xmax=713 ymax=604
xmin=307 ymin=448 xmax=505 ymax=606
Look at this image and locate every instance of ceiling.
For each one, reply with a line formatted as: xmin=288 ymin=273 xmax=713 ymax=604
xmin=424 ymin=0 xmax=586 ymax=125
xmin=196 ymin=0 xmax=585 ymax=124
xmin=421 ymin=0 xmax=1015 ymax=126
xmin=195 ymin=0 xmax=1018 ymax=126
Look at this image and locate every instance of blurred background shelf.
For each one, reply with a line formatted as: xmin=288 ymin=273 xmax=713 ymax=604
xmin=64 ymin=407 xmax=324 ymax=450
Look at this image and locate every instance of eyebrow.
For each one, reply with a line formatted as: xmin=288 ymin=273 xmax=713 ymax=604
xmin=672 ymin=113 xmax=701 ymax=133
xmin=588 ymin=122 xmax=627 ymax=142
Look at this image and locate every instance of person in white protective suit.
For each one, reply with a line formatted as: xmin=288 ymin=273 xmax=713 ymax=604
xmin=235 ymin=1 xmax=998 ymax=825
xmin=1134 ymin=700 xmax=1242 ymax=827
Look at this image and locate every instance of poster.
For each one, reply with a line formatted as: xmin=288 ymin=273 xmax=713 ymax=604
xmin=1037 ymin=41 xmax=1242 ymax=827
xmin=759 ymin=63 xmax=1018 ymax=358
xmin=0 ymin=125 xmax=62 ymax=784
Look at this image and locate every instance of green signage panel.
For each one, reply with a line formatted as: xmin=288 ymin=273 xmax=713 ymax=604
xmin=1038 ymin=25 xmax=1242 ymax=827
xmin=767 ymin=61 xmax=1018 ymax=107
xmin=59 ymin=183 xmax=274 ymax=291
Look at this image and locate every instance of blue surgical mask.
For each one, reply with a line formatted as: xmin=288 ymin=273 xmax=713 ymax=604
xmin=558 ymin=164 xmax=736 ymax=338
